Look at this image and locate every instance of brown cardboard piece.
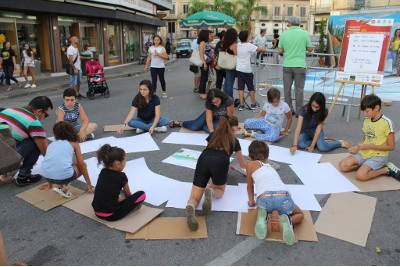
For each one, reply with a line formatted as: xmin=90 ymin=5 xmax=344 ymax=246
xmin=103 ymin=124 xmax=135 ymax=132
xmin=314 ymin=192 xmax=376 ymax=247
xmin=237 ymin=209 xmax=318 ymax=243
xmin=16 ymin=184 xmax=85 ymax=212
xmin=319 ymin=153 xmax=400 ymax=192
xmin=62 ymin=193 xmax=163 ymax=233
xmin=125 ymin=217 xmax=208 ymax=240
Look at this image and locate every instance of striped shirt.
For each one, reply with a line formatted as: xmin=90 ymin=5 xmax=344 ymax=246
xmin=58 ymin=102 xmax=80 ymax=126
xmin=0 ymin=106 xmax=46 ymax=144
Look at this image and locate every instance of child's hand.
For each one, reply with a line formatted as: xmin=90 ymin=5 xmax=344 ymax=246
xmin=118 ymin=195 xmax=125 ymax=202
xmin=149 ymin=126 xmax=155 ymax=134
xmin=290 ymin=145 xmax=297 ymax=155
xmin=248 ymin=201 xmax=256 ymax=208
xmin=79 ymin=131 xmax=87 ymax=142
xmin=280 ymin=130 xmax=288 ymax=136
xmin=348 ymin=146 xmax=358 ymax=154
xmin=305 ymin=146 xmax=314 ymax=153
xmin=144 ymin=66 xmax=148 ymax=72
xmin=86 ymin=185 xmax=95 ymax=194
xmin=117 ymin=125 xmax=124 ymax=135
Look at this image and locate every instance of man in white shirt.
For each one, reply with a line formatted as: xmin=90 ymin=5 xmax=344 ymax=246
xmin=253 ymin=29 xmax=267 ymax=62
xmin=67 ymin=36 xmax=91 ymax=100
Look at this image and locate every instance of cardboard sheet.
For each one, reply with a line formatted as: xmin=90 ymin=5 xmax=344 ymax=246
xmin=319 ymin=153 xmax=400 ymax=192
xmin=125 ymin=217 xmax=208 ymax=240
xmin=236 ymin=209 xmax=318 ymax=243
xmin=314 ymin=192 xmax=376 ymax=247
xmin=162 ymin=132 xmax=208 ymax=146
xmin=16 ymin=184 xmax=85 ymax=211
xmin=62 ymin=193 xmax=163 ymax=233
xmin=103 ymin=124 xmax=135 ymax=132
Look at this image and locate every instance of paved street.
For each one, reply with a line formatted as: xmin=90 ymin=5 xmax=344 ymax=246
xmin=1 ymin=58 xmax=400 ymax=265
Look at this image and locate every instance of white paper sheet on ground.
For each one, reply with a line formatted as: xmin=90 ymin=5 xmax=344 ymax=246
xmin=268 ymin=145 xmax=322 ymax=165
xmin=79 ymin=136 xmax=117 ymax=154
xmin=286 ymin=184 xmax=321 ymax=211
xmin=79 ymin=157 xmax=103 ymax=187
xmin=197 ymin=185 xmax=249 ymax=213
xmin=31 ymin=155 xmax=44 ymax=175
xmin=162 ymin=148 xmax=234 ymax=170
xmin=165 ymin=182 xmax=194 ymax=209
xmin=290 ymin=162 xmax=359 ymax=194
xmin=47 ymin=136 xmax=55 ymax=142
xmin=162 ymin=132 xmax=208 ymax=146
xmin=111 ymin=133 xmax=159 ymax=154
xmin=237 ymin=138 xmax=252 ymax=156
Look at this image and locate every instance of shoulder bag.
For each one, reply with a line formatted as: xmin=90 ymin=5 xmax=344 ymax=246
xmin=217 ymin=51 xmax=237 ymax=70
xmin=189 ymin=49 xmax=204 ymax=67
xmin=66 ymin=55 xmax=78 ymax=75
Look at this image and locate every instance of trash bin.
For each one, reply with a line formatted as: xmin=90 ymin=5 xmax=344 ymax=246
xmin=34 ymin=60 xmax=41 ymax=76
xmin=81 ymin=52 xmax=92 ymax=76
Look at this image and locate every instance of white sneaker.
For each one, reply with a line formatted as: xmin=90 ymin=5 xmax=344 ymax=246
xmin=86 ymin=133 xmax=95 ymax=140
xmin=155 ymin=126 xmax=167 ymax=132
xmin=136 ymin=128 xmax=144 ymax=134
xmin=31 ymin=84 xmax=36 ymax=88
xmin=24 ymin=84 xmax=31 ymax=88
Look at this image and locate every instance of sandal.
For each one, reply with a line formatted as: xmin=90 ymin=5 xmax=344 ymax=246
xmin=169 ymin=120 xmax=182 ymax=128
xmin=53 ymin=186 xmax=73 ymax=198
xmin=162 ymin=92 xmax=167 ymax=98
xmin=0 ymin=174 xmax=15 ymax=183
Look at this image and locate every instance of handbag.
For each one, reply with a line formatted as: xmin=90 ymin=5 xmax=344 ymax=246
xmin=189 ymin=65 xmax=199 ymax=73
xmin=0 ymin=125 xmax=22 ymax=175
xmin=218 ymin=51 xmax=237 ymax=70
xmin=189 ymin=49 xmax=204 ymax=67
xmin=66 ymin=55 xmax=78 ymax=75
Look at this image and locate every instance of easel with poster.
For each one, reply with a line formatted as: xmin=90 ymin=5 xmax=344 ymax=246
xmin=325 ymin=19 xmax=393 ymax=123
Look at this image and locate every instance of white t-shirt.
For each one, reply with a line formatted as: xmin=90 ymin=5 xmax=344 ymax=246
xmin=253 ymin=162 xmax=287 ymax=197
xmin=149 ymin=46 xmax=166 ymax=68
xmin=262 ymin=101 xmax=291 ymax=129
xmin=22 ymin=50 xmax=32 ymax=64
xmin=236 ymin=43 xmax=257 ymax=73
xmin=67 ymin=45 xmax=81 ymax=71
xmin=253 ymin=34 xmax=267 ymax=48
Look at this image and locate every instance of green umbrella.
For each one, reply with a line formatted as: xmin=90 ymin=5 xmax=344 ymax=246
xmin=179 ymin=11 xmax=236 ymax=28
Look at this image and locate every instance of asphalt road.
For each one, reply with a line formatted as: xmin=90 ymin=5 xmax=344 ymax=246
xmin=1 ymin=58 xmax=400 ymax=265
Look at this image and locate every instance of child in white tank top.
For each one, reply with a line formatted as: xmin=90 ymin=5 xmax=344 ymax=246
xmin=246 ymin=140 xmax=304 ymax=245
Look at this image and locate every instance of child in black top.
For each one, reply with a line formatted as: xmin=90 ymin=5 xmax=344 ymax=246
xmin=92 ymin=144 xmax=146 ymax=221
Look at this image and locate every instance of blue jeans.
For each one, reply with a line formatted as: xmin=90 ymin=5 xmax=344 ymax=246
xmin=16 ymin=138 xmax=41 ymax=176
xmin=2 ymin=65 xmax=19 ymax=86
xmin=256 ymin=191 xmax=295 ymax=215
xmin=0 ymin=71 xmax=5 ymax=84
xmin=392 ymin=50 xmax=398 ymax=69
xmin=297 ymin=129 xmax=341 ymax=152
xmin=223 ymin=69 xmax=236 ymax=98
xmin=182 ymin=111 xmax=219 ymax=133
xmin=244 ymin=118 xmax=280 ymax=142
xmin=128 ymin=116 xmax=169 ymax=131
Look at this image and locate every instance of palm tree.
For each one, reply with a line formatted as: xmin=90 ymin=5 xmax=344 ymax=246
xmin=234 ymin=0 xmax=267 ymax=33
xmin=187 ymin=0 xmax=213 ymax=16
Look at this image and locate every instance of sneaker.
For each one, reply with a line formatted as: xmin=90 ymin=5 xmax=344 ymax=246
xmin=15 ymin=174 xmax=42 ymax=186
xmin=250 ymin=103 xmax=260 ymax=109
xmin=386 ymin=162 xmax=400 ymax=181
xmin=255 ymin=209 xmax=268 ymax=240
xmin=24 ymin=84 xmax=31 ymax=88
xmin=31 ymin=84 xmax=36 ymax=88
xmin=136 ymin=128 xmax=144 ymax=134
xmin=238 ymin=105 xmax=245 ymax=111
xmin=86 ymin=133 xmax=95 ymax=140
xmin=155 ymin=126 xmax=167 ymax=133
xmin=202 ymin=188 xmax=213 ymax=215
xmin=280 ymin=214 xmax=295 ymax=245
xmin=185 ymin=204 xmax=199 ymax=231
xmin=77 ymin=94 xmax=86 ymax=99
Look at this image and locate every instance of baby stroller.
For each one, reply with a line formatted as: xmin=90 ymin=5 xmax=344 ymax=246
xmin=139 ymin=50 xmax=148 ymax=64
xmin=86 ymin=60 xmax=110 ymax=100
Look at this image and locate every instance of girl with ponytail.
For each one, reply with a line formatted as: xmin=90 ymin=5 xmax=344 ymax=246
xmin=91 ymin=144 xmax=146 ymax=221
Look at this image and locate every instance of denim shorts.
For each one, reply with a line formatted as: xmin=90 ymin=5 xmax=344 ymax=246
xmin=256 ymin=190 xmax=295 ymax=215
xmin=70 ymin=70 xmax=82 ymax=86
xmin=44 ymin=168 xmax=77 ymax=185
xmin=352 ymin=153 xmax=388 ymax=170
xmin=74 ymin=123 xmax=82 ymax=131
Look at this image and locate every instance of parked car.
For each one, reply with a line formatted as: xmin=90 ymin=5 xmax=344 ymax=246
xmin=176 ymin=41 xmax=191 ymax=58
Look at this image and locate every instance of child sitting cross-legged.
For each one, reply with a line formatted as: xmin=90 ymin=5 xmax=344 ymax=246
xmin=246 ymin=140 xmax=304 ymax=245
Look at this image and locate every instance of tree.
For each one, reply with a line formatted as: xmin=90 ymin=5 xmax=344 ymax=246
xmin=234 ymin=0 xmax=267 ymax=33
xmin=187 ymin=0 xmax=213 ymax=17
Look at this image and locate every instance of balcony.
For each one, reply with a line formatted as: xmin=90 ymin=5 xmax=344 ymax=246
xmin=146 ymin=0 xmax=173 ymax=11
xmin=272 ymin=16 xmax=283 ymax=20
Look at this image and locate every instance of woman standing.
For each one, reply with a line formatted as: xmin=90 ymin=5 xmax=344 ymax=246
xmin=144 ymin=35 xmax=169 ymax=98
xmin=197 ymin=29 xmax=211 ymax=99
xmin=21 ymin=43 xmax=36 ymax=88
xmin=1 ymin=41 xmax=21 ymax=91
xmin=221 ymin=28 xmax=238 ymax=98
xmin=390 ymin=29 xmax=400 ymax=70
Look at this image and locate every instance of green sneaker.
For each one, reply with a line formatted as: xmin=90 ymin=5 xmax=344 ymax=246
xmin=254 ymin=209 xmax=268 ymax=240
xmin=202 ymin=188 xmax=212 ymax=215
xmin=185 ymin=204 xmax=198 ymax=231
xmin=280 ymin=214 xmax=295 ymax=245
xmin=386 ymin=162 xmax=400 ymax=181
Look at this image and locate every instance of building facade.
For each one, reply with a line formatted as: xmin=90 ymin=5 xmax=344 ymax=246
xmin=0 ymin=0 xmax=171 ymax=73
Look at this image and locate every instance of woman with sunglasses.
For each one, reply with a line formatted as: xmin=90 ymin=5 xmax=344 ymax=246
xmin=169 ymin=89 xmax=234 ymax=133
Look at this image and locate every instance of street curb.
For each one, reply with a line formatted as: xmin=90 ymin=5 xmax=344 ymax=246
xmin=0 ymin=59 xmax=177 ymax=101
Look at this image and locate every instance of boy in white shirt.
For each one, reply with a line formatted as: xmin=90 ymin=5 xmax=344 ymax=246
xmin=236 ymin=30 xmax=266 ymax=111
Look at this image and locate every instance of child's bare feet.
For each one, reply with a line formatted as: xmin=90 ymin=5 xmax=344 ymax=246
xmin=0 ymin=174 xmax=14 ymax=183
xmin=38 ymin=182 xmax=52 ymax=190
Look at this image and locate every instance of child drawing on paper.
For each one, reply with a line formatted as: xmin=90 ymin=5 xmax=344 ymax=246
xmin=186 ymin=116 xmax=246 ymax=231
xmin=39 ymin=121 xmax=94 ymax=198
xmin=246 ymin=140 xmax=303 ymax=245
xmin=92 ymin=144 xmax=146 ymax=221
xmin=290 ymin=92 xmax=353 ymax=155
xmin=244 ymin=87 xmax=292 ymax=142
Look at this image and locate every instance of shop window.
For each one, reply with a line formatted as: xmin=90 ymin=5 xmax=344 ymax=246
xmin=125 ymin=23 xmax=140 ymax=61
xmin=107 ymin=22 xmax=120 ymax=64
xmin=80 ymin=22 xmax=101 ymax=60
xmin=17 ymin=23 xmax=40 ymax=60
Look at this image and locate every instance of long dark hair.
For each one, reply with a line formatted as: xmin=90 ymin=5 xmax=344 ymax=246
xmin=23 ymin=43 xmax=33 ymax=57
xmin=197 ymin=29 xmax=210 ymax=44
xmin=97 ymin=144 xmax=126 ymax=168
xmin=207 ymin=116 xmax=236 ymax=154
xmin=133 ymin=80 xmax=154 ymax=110
xmin=304 ymin=92 xmax=326 ymax=124
xmin=205 ymin=88 xmax=229 ymax=110
xmin=221 ymin=28 xmax=238 ymax=51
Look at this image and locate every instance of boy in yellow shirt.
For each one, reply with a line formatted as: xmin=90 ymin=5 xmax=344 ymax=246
xmin=339 ymin=94 xmax=399 ymax=181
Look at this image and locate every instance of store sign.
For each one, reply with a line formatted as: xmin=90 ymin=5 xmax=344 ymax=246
xmin=88 ymin=0 xmax=155 ymax=15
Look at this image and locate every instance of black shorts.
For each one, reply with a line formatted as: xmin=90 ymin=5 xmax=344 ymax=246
xmin=237 ymin=71 xmax=254 ymax=91
xmin=193 ymin=150 xmax=230 ymax=188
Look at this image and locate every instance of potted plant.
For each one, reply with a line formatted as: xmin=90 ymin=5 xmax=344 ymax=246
xmin=317 ymin=19 xmax=327 ymax=66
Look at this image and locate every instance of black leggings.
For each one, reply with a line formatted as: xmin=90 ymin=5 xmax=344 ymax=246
xmin=215 ymin=68 xmax=225 ymax=90
xmin=193 ymin=150 xmax=229 ymax=188
xmin=198 ymin=66 xmax=209 ymax=94
xmin=96 ymin=191 xmax=146 ymax=221
xmin=150 ymin=67 xmax=166 ymax=92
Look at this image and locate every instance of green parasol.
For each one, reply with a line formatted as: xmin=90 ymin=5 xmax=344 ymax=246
xmin=179 ymin=11 xmax=236 ymax=28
